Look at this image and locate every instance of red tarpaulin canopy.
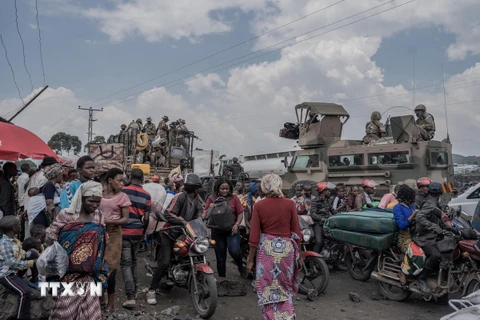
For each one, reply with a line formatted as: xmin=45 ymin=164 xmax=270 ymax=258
xmin=0 ymin=122 xmax=61 ymax=161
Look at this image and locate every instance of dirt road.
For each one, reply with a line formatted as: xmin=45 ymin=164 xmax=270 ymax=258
xmin=112 ymin=250 xmax=452 ymax=320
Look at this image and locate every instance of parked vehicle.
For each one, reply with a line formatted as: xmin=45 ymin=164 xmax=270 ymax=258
xmin=449 ymin=183 xmax=480 ymax=217
xmin=146 ymin=219 xmax=218 ymax=319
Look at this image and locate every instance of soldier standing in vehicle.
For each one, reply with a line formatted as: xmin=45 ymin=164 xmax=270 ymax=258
xmin=176 ymin=119 xmax=189 ymax=150
xmin=230 ymin=157 xmax=244 ymax=180
xmin=144 ymin=117 xmax=157 ymax=141
xmin=362 ymin=111 xmax=387 ymax=145
xmin=128 ymin=118 xmax=143 ymax=132
xmin=169 ymin=121 xmax=179 ymax=147
xmin=152 ymin=139 xmax=169 ymax=167
xmin=157 ymin=116 xmax=169 ymax=140
xmin=414 ymin=104 xmax=436 ymax=141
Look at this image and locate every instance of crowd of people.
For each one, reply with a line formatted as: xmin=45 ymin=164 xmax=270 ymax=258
xmin=0 ymin=155 xmax=302 ymax=320
xmin=0 ymin=153 xmax=465 ymax=320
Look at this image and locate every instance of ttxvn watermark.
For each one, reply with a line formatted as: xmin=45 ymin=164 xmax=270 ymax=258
xmin=39 ymin=282 xmax=103 ymax=297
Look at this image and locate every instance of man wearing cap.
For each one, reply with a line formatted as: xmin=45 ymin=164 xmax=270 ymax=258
xmin=144 ymin=117 xmax=157 ymax=141
xmin=414 ymin=104 xmax=436 ymax=142
xmin=156 ymin=116 xmax=169 ymax=141
xmin=363 ymin=111 xmax=386 ymax=145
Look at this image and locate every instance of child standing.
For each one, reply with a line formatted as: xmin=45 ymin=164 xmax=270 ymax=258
xmin=0 ymin=216 xmax=38 ymax=319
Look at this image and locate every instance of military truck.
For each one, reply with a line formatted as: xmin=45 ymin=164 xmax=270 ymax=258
xmin=275 ymin=102 xmax=453 ymax=199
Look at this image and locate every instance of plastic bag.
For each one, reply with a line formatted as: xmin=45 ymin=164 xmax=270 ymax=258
xmin=36 ymin=241 xmax=69 ymax=278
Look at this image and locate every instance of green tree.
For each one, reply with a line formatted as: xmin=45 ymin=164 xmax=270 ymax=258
xmin=93 ymin=135 xmax=106 ymax=143
xmin=48 ymin=132 xmax=82 ymax=155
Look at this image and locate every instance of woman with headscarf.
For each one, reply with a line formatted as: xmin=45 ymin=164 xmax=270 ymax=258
xmin=247 ymin=174 xmax=302 ymax=320
xmin=46 ymin=181 xmax=108 ymax=320
xmin=43 ymin=163 xmax=64 ymax=222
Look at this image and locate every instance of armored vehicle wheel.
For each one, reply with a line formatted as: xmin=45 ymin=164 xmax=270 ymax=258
xmin=287 ymin=180 xmax=318 ymax=198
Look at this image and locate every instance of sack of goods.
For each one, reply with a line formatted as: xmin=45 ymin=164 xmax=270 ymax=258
xmin=324 ymin=209 xmax=398 ymax=251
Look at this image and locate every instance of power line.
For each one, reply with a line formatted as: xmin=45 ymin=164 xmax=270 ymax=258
xmin=0 ymin=32 xmax=25 ymax=105
xmin=47 ymin=68 xmax=480 ymax=138
xmin=14 ymin=0 xmax=34 ymax=91
xmin=81 ymin=0 xmax=346 ymax=107
xmin=35 ymin=0 xmax=46 ymax=86
xmin=91 ymin=0 xmax=413 ymax=109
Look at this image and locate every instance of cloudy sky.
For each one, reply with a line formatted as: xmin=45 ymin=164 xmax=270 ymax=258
xmin=1 ymin=0 xmax=480 ymax=157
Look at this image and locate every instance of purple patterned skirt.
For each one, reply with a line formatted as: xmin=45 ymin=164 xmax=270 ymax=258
xmin=255 ymin=233 xmax=300 ymax=320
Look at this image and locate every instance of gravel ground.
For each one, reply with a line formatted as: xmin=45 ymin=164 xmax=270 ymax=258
xmin=109 ymin=250 xmax=452 ymax=320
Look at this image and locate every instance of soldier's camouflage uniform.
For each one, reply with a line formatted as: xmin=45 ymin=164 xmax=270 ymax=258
xmin=414 ymin=112 xmax=436 ymax=141
xmin=152 ymin=145 xmax=168 ymax=167
xmin=176 ymin=123 xmax=189 ymax=150
xmin=363 ymin=112 xmax=386 ymax=144
xmin=144 ymin=122 xmax=157 ymax=141
xmin=157 ymin=120 xmax=169 ymax=140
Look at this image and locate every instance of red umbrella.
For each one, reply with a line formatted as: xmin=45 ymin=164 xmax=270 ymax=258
xmin=0 ymin=122 xmax=61 ymax=161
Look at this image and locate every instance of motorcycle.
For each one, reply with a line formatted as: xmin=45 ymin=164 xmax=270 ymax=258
xmin=344 ymin=206 xmax=477 ymax=283
xmin=146 ymin=219 xmax=218 ymax=319
xmin=298 ymin=217 xmax=330 ymax=296
xmin=370 ymin=207 xmax=480 ymax=302
xmin=299 ymin=216 xmax=347 ymax=271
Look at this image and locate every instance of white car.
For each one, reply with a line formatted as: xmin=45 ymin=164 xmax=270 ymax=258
xmin=448 ymin=183 xmax=480 ymax=217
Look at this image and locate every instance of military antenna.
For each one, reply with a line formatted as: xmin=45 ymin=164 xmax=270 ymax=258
xmin=441 ymin=63 xmax=450 ymax=142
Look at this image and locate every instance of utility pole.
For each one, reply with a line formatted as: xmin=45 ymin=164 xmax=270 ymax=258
xmin=78 ymin=106 xmax=103 ymax=144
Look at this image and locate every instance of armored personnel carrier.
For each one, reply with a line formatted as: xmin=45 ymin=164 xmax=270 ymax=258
xmin=276 ymin=102 xmax=453 ymax=198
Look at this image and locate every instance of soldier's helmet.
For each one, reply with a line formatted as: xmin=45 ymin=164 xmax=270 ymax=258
xmin=180 ymin=119 xmax=186 ymax=124
xmin=232 ymin=157 xmax=239 ymax=162
xmin=415 ymin=104 xmax=426 ymax=112
xmin=147 ymin=117 xmax=152 ymax=122
xmin=121 ymin=124 xmax=127 ymax=129
xmin=137 ymin=118 xmax=143 ymax=123
xmin=163 ymin=116 xmax=169 ymax=121
xmin=370 ymin=111 xmax=382 ymax=121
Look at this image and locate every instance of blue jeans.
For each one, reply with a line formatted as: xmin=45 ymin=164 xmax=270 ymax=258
xmin=120 ymin=239 xmax=141 ymax=300
xmin=211 ymin=230 xmax=244 ymax=277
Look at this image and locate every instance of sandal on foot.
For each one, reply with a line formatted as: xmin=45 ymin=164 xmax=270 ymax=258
xmin=102 ymin=308 xmax=115 ymax=317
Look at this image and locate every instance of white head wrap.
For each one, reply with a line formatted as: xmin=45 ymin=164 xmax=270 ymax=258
xmin=261 ymin=173 xmax=284 ymax=198
xmin=68 ymin=180 xmax=103 ymax=219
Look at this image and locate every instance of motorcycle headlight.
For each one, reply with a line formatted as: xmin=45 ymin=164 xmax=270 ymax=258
xmin=193 ymin=238 xmax=209 ymax=254
xmin=302 ymin=229 xmax=312 ymax=243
